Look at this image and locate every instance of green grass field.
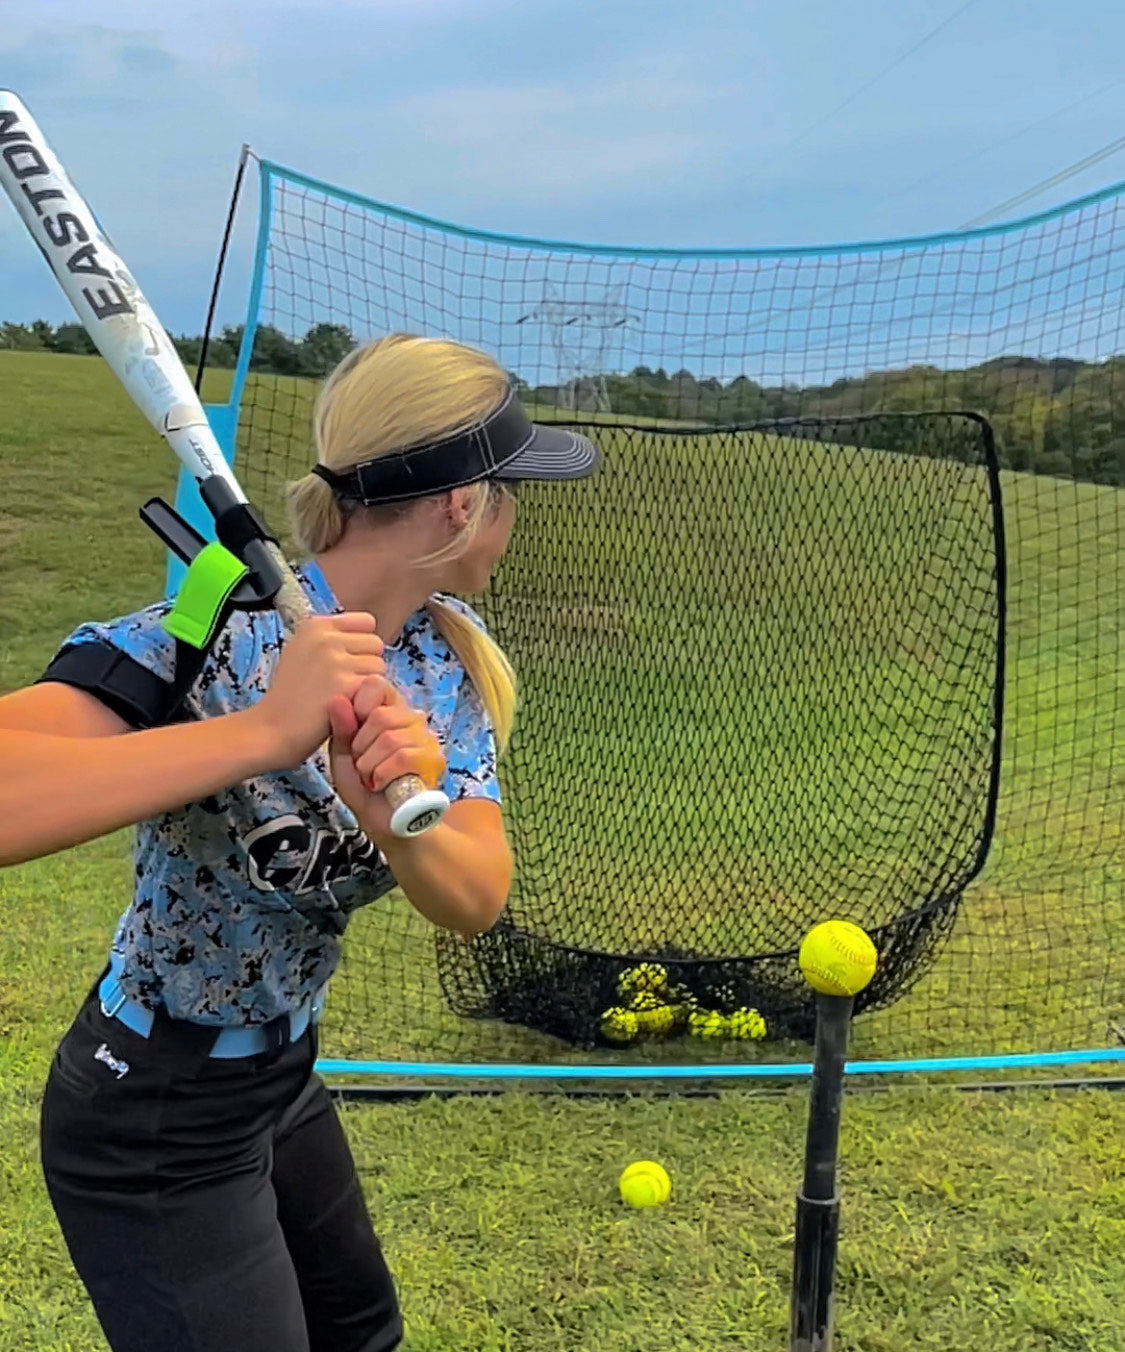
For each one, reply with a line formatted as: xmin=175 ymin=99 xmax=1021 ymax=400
xmin=2 ymin=351 xmax=1124 ymax=1351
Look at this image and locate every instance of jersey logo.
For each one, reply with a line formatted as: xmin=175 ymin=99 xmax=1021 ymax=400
xmin=242 ymin=815 xmax=387 ymax=895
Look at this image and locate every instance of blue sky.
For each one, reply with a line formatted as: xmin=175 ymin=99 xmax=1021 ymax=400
xmin=3 ymin=0 xmax=1125 ymax=334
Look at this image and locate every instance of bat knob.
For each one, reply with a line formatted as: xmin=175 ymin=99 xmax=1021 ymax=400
xmin=388 ymin=786 xmax=450 ymax=838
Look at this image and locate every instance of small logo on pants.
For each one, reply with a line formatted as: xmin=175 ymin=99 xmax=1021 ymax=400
xmin=94 ymin=1043 xmax=130 ymax=1079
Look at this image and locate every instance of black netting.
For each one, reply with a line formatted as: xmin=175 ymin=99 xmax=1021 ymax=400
xmin=217 ymin=160 xmax=1124 ymax=1064
xmin=434 ymin=414 xmax=1003 ymax=1050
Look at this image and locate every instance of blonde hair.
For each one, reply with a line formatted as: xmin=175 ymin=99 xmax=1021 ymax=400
xmin=287 ymin=334 xmax=517 ymax=749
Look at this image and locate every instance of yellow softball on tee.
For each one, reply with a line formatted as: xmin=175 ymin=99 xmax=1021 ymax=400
xmin=798 ymin=921 xmax=878 ymax=997
xmin=619 ymin=1160 xmax=671 ymax=1208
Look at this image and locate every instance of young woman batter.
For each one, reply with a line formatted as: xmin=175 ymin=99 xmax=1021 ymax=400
xmin=0 ymin=334 xmax=599 ymax=1352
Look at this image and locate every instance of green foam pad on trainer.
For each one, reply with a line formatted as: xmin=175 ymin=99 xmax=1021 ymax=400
xmin=163 ymin=542 xmax=250 ymax=650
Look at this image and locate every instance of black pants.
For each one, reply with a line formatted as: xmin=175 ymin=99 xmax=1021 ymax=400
xmin=40 ymin=989 xmax=402 ymax=1352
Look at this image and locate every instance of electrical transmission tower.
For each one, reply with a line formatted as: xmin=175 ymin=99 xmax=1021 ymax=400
xmin=517 ymin=284 xmax=637 ymax=412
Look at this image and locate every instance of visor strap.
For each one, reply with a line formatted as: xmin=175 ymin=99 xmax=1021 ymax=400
xmin=310 ymin=464 xmax=344 ymax=489
xmin=311 ymin=387 xmax=534 ymax=506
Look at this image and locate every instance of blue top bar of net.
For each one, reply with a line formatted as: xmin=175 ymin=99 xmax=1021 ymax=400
xmin=259 ymin=158 xmax=1125 ymax=261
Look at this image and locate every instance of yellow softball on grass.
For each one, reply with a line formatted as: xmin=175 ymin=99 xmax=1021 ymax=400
xmin=798 ymin=921 xmax=878 ymax=997
xmin=617 ymin=963 xmax=668 ymax=1000
xmin=599 ymin=1007 xmax=639 ymax=1045
xmin=728 ymin=1007 xmax=767 ymax=1040
xmin=688 ymin=1009 xmax=726 ymax=1038
xmin=619 ymin=1160 xmax=671 ymax=1209
xmin=629 ymin=990 xmax=661 ymax=1012
xmin=635 ymin=1004 xmax=679 ymax=1037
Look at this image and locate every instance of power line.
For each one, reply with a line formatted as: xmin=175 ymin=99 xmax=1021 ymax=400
xmin=959 ymin=133 xmax=1125 ymax=229
xmin=750 ymin=0 xmax=984 ymax=173
xmin=877 ymin=77 xmax=1123 ymax=210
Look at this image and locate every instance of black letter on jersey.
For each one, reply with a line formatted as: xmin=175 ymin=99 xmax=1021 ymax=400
xmin=244 ymin=816 xmax=313 ymax=892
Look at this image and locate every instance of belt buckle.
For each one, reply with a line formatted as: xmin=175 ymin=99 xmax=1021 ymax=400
xmin=100 ymin=982 xmax=128 ymax=1020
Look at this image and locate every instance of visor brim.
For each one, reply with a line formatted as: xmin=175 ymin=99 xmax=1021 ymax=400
xmin=492 ymin=423 xmax=600 ymax=482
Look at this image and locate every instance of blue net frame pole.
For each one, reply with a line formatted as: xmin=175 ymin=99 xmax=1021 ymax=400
xmin=789 ymin=993 xmax=853 ymax=1352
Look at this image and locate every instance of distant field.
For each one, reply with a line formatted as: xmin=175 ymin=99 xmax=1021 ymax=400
xmin=1 ymin=351 xmax=1124 ymax=1352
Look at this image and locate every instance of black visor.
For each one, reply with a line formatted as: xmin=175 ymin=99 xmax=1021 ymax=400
xmin=311 ymin=387 xmax=600 ymax=506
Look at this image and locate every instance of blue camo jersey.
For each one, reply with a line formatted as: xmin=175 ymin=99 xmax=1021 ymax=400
xmin=54 ymin=561 xmax=501 ymax=1027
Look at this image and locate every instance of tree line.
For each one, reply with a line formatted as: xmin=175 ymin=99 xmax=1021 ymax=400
xmin=589 ymin=355 xmax=1125 ymax=486
xmin=3 ymin=319 xmax=1122 ymax=485
xmin=0 ymin=318 xmax=357 ymax=378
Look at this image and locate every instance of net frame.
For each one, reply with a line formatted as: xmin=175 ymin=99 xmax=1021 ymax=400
xmin=177 ymin=156 xmax=1125 ymax=1085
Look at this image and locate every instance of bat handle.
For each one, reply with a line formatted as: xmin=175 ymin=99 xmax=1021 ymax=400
xmin=266 ymin=547 xmax=449 ymax=839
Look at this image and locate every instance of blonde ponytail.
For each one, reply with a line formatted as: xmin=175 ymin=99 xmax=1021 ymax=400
xmin=426 ymin=598 xmax=516 ymax=752
xmin=286 ymin=473 xmax=348 ymax=553
xmin=286 ymin=333 xmax=517 ymax=750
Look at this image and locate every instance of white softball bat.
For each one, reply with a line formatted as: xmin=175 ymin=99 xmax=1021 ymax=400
xmin=0 ymin=90 xmax=447 ymax=837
